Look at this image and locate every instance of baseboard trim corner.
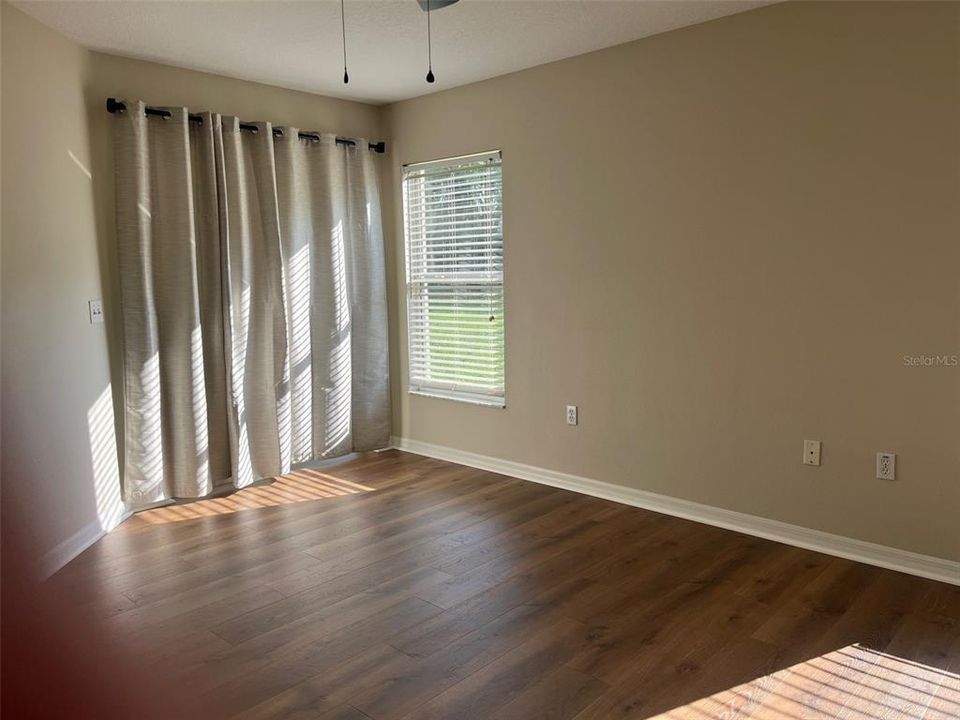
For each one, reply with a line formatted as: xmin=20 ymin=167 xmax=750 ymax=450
xmin=39 ymin=520 xmax=105 ymax=580
xmin=391 ymin=436 xmax=959 ymax=586
xmin=39 ymin=511 xmax=133 ymax=580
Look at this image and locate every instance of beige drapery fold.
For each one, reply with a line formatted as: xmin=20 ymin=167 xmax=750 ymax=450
xmin=113 ymin=101 xmax=389 ymax=508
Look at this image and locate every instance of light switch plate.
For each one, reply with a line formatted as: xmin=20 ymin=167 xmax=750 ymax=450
xmin=89 ymin=299 xmax=104 ymax=324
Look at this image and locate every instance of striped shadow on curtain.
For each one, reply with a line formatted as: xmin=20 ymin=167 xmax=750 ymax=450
xmin=112 ymin=100 xmax=389 ymax=509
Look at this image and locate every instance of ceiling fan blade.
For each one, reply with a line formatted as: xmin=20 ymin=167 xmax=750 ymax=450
xmin=417 ymin=0 xmax=460 ymax=11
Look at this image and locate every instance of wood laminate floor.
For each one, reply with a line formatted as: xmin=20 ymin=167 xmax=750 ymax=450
xmin=35 ymin=450 xmax=960 ymax=719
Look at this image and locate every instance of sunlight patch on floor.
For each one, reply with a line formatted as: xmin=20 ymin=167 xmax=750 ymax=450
xmin=651 ymin=644 xmax=959 ymax=720
xmin=136 ymin=469 xmax=374 ymax=524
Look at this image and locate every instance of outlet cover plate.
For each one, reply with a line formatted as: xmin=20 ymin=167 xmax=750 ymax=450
xmin=803 ymin=440 xmax=821 ymax=466
xmin=876 ymin=452 xmax=896 ymax=480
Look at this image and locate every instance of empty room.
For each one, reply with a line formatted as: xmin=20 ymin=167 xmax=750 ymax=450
xmin=1 ymin=0 xmax=958 ymax=718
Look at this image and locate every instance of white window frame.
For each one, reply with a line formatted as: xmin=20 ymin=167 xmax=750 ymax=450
xmin=402 ymin=150 xmax=505 ymax=407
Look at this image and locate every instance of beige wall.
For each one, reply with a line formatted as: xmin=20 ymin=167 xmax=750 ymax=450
xmin=382 ymin=1 xmax=960 ymax=560
xmin=0 ymin=2 xmax=381 ymax=573
xmin=2 ymin=3 xmax=104 ymax=573
xmin=3 ymin=0 xmax=957 ymax=572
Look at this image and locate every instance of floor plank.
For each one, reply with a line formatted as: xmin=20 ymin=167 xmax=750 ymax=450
xmin=14 ymin=449 xmax=959 ymax=720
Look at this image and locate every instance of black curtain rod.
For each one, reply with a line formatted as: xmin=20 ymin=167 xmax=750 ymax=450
xmin=105 ymin=98 xmax=386 ymax=154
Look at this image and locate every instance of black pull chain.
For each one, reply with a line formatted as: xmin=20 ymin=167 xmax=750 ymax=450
xmin=341 ymin=0 xmax=349 ymax=83
xmin=426 ymin=0 xmax=435 ymax=83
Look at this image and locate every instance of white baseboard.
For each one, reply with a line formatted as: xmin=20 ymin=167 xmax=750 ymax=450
xmin=391 ymin=436 xmax=960 ymax=586
xmin=39 ymin=512 xmax=133 ymax=580
xmin=40 ymin=520 xmax=106 ymax=579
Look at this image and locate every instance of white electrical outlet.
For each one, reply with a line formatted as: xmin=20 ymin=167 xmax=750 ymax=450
xmin=803 ymin=440 xmax=821 ymax=466
xmin=877 ymin=452 xmax=896 ymax=480
xmin=566 ymin=405 xmax=578 ymax=426
xmin=89 ymin=299 xmax=104 ymax=324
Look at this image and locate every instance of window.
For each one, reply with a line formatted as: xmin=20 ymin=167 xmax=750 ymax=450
xmin=403 ymin=151 xmax=504 ymax=406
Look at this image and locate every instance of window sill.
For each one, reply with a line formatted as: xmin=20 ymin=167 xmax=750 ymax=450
xmin=409 ymin=388 xmax=506 ymax=408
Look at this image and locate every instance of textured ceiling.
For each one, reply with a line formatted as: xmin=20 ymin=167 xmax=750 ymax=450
xmin=14 ymin=0 xmax=774 ymax=105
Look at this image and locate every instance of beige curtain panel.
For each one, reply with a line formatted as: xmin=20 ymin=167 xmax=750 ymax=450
xmin=112 ymin=101 xmax=389 ymax=508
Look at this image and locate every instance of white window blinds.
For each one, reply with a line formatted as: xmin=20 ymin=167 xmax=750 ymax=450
xmin=403 ymin=151 xmax=504 ymax=406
